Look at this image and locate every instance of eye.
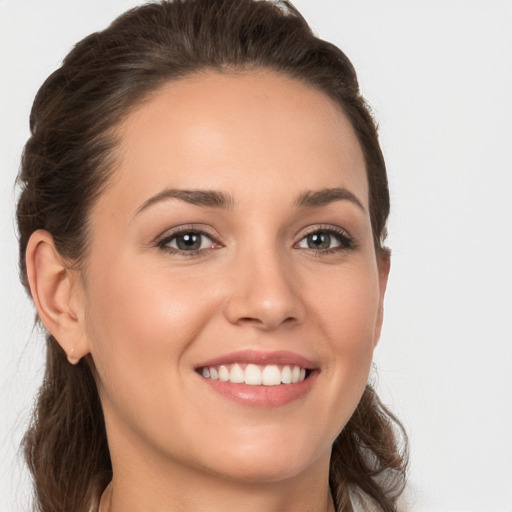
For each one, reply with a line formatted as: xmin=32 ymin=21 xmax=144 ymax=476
xmin=158 ymin=229 xmax=218 ymax=254
xmin=296 ymin=228 xmax=354 ymax=252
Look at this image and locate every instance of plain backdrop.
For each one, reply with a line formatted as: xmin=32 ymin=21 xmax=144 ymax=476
xmin=1 ymin=1 xmax=511 ymax=511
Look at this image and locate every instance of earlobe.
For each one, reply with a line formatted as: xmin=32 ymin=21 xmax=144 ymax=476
xmin=25 ymin=230 xmax=89 ymax=364
xmin=374 ymin=248 xmax=391 ymax=346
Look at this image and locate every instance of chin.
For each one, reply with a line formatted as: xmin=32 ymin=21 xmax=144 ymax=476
xmin=212 ymin=459 xmax=312 ymax=485
xmin=199 ymin=435 xmax=330 ymax=485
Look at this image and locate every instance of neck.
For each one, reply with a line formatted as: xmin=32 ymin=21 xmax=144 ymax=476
xmin=103 ymin=447 xmax=335 ymax=512
xmin=103 ymin=482 xmax=335 ymax=512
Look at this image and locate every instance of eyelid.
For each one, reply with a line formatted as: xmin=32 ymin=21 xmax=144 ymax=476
xmin=296 ymin=224 xmax=352 ymax=240
xmin=155 ymin=224 xmax=223 ymax=254
xmin=155 ymin=223 xmax=218 ymax=241
xmin=294 ymin=224 xmax=357 ymax=252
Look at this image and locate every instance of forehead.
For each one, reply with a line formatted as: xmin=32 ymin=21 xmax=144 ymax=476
xmin=99 ymin=70 xmax=368 ymax=216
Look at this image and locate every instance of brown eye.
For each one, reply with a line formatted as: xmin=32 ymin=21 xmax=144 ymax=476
xmin=161 ymin=231 xmax=216 ymax=253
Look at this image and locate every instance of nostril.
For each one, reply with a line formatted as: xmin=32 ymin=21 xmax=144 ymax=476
xmin=236 ymin=315 xmax=299 ymax=329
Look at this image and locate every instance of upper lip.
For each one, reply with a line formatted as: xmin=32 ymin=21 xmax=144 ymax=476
xmin=195 ymin=349 xmax=317 ymax=370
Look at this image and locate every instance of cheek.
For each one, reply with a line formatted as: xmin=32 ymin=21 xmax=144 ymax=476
xmin=337 ymin=287 xmax=379 ymax=383
xmin=309 ymin=263 xmax=380 ymax=416
xmin=313 ymin=262 xmax=381 ymax=347
xmin=82 ymin=259 xmax=225 ymax=453
xmin=82 ymin=257 xmax=218 ymax=391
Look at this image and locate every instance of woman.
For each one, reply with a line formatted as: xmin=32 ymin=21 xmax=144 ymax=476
xmin=16 ymin=0 xmax=407 ymax=510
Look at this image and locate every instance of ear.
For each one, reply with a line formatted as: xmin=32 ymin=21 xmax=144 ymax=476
xmin=25 ymin=230 xmax=90 ymax=364
xmin=373 ymin=248 xmax=391 ymax=346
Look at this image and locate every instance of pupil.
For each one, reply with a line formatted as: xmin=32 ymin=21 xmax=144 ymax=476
xmin=177 ymin=233 xmax=200 ymax=250
xmin=308 ymin=232 xmax=330 ymax=249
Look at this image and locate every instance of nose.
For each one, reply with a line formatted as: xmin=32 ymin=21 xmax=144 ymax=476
xmin=223 ymin=248 xmax=306 ymax=330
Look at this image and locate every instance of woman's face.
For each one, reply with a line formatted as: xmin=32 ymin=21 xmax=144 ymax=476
xmin=76 ymin=71 xmax=388 ymax=485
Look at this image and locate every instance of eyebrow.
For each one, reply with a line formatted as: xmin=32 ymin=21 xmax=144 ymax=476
xmin=136 ymin=189 xmax=234 ymax=215
xmin=295 ymin=187 xmax=365 ymax=211
xmin=135 ymin=186 xmax=365 ymax=216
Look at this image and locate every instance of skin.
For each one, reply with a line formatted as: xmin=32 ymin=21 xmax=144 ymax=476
xmin=27 ymin=70 xmax=389 ymax=512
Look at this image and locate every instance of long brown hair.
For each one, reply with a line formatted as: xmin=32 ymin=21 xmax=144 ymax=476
xmin=16 ymin=1 xmax=408 ymax=510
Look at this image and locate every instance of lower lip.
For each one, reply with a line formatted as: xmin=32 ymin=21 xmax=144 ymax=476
xmin=199 ymin=372 xmax=317 ymax=407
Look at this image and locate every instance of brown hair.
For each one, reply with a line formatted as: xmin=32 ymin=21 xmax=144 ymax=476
xmin=16 ymin=1 xmax=407 ymax=510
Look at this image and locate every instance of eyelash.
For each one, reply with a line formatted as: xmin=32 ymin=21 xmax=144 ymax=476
xmin=295 ymin=226 xmax=356 ymax=255
xmin=156 ymin=227 xmax=220 ymax=256
xmin=156 ymin=225 xmax=356 ymax=257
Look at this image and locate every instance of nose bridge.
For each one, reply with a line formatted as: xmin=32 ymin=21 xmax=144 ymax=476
xmin=223 ymin=237 xmax=304 ymax=329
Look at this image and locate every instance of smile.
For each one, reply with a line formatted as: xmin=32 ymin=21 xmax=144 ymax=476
xmin=199 ymin=363 xmax=308 ymax=386
xmin=195 ymin=350 xmax=317 ymax=407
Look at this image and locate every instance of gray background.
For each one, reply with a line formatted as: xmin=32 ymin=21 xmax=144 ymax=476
xmin=1 ymin=1 xmax=511 ymax=510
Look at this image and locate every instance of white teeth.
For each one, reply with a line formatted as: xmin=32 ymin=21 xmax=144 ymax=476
xmin=201 ymin=363 xmax=309 ymax=385
xmin=229 ymin=363 xmax=245 ymax=383
xmin=245 ymin=364 xmax=262 ymax=385
xmin=219 ymin=365 xmax=230 ymax=382
xmin=281 ymin=365 xmax=292 ymax=384
xmin=262 ymin=365 xmax=281 ymax=386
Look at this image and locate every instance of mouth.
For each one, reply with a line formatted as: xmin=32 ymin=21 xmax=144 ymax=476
xmin=197 ymin=363 xmax=310 ymax=386
xmin=194 ymin=350 xmax=317 ymax=407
